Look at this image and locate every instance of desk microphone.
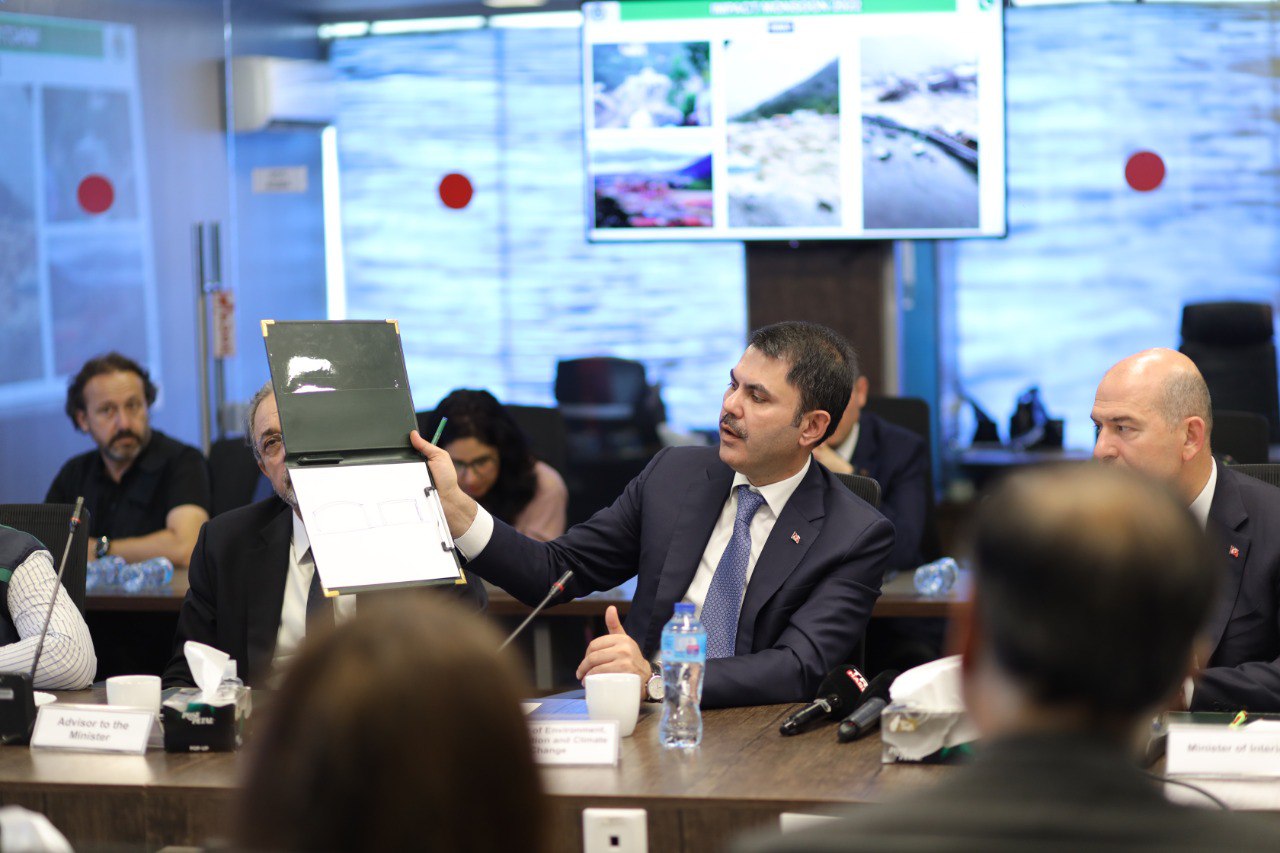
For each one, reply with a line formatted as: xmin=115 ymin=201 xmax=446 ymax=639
xmin=837 ymin=670 xmax=898 ymax=742
xmin=499 ymin=570 xmax=574 ymax=650
xmin=779 ymin=665 xmax=869 ymax=736
xmin=0 ymin=497 xmax=84 ymax=745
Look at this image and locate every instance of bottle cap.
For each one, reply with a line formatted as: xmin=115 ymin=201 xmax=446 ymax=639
xmin=674 ymin=602 xmax=695 ymax=615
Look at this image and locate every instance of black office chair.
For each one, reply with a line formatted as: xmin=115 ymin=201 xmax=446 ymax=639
xmin=208 ymin=437 xmax=269 ymax=517
xmin=1181 ymin=301 xmax=1280 ymax=442
xmin=861 ymin=395 xmax=941 ymax=561
xmin=834 ymin=473 xmax=881 ymax=510
xmin=554 ymin=357 xmax=663 ymax=461
xmin=1229 ymin=463 xmax=1280 ymax=489
xmin=1213 ymin=410 xmax=1270 ymax=465
xmin=0 ymin=504 xmax=89 ymax=615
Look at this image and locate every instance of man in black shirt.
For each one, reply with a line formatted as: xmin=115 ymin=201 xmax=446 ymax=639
xmin=46 ymin=353 xmax=210 ymax=569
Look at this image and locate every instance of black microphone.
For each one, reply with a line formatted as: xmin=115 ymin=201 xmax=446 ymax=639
xmin=779 ymin=665 xmax=869 ymax=736
xmin=0 ymin=497 xmax=84 ymax=745
xmin=837 ymin=669 xmax=899 ymax=742
xmin=499 ymin=570 xmax=574 ymax=650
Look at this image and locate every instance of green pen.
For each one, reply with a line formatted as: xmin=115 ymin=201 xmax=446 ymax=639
xmin=430 ymin=417 xmax=447 ymax=446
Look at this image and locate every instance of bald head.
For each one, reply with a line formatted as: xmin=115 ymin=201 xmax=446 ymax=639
xmin=1091 ymin=349 xmax=1214 ymax=504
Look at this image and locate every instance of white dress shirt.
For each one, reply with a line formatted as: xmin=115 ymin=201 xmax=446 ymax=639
xmin=455 ymin=458 xmax=812 ymax=619
xmin=832 ymin=421 xmax=861 ymax=462
xmin=1183 ymin=460 xmax=1219 ymax=707
xmin=0 ymin=549 xmax=96 ymax=690
xmin=272 ymin=511 xmax=357 ymax=676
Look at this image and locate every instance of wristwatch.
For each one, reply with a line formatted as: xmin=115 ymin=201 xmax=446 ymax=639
xmin=644 ymin=662 xmax=664 ymax=702
xmin=95 ymin=536 xmax=111 ymax=559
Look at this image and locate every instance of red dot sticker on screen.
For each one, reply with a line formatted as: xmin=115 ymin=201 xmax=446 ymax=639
xmin=1125 ymin=151 xmax=1165 ymax=192
xmin=439 ymin=173 xmax=473 ymax=210
xmin=77 ymin=174 xmax=115 ymax=214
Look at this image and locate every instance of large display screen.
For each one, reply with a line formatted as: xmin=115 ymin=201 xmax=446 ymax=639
xmin=582 ymin=0 xmax=1005 ymax=242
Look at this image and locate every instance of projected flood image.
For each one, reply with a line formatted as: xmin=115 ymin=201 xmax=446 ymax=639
xmin=724 ymin=41 xmax=841 ymax=228
xmin=860 ymin=35 xmax=979 ymax=230
xmin=593 ymin=42 xmax=711 ymax=129
xmin=593 ymin=137 xmax=713 ymax=228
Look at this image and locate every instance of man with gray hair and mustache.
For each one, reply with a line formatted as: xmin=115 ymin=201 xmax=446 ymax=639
xmin=1091 ymin=347 xmax=1280 ymax=711
xmin=164 ymin=382 xmax=483 ymax=688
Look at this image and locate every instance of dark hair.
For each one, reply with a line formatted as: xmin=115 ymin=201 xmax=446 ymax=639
xmin=425 ymin=389 xmax=538 ymax=524
xmin=64 ymin=352 xmax=157 ymax=426
xmin=972 ymin=465 xmax=1217 ymax=723
xmin=235 ymin=596 xmax=547 ymax=853
xmin=747 ymin=321 xmax=857 ymax=443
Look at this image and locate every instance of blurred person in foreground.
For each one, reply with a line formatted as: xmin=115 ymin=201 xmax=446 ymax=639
xmin=424 ymin=389 xmax=568 ymax=542
xmin=46 ymin=352 xmax=210 ymax=568
xmin=739 ymin=465 xmax=1280 ymax=853
xmin=1093 ymin=348 xmax=1280 ymax=711
xmin=234 ymin=596 xmax=546 ymax=853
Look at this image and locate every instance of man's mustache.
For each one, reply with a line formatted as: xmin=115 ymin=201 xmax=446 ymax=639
xmin=110 ymin=430 xmax=142 ymax=444
xmin=720 ymin=413 xmax=746 ymax=440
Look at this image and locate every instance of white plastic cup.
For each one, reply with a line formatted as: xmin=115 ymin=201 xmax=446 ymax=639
xmin=105 ymin=675 xmax=161 ymax=715
xmin=584 ymin=672 xmax=641 ymax=737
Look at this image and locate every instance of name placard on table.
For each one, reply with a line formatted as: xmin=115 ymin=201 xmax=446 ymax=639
xmin=1166 ymin=723 xmax=1280 ymax=778
xmin=31 ymin=705 xmax=153 ymax=754
xmin=528 ymin=721 xmax=620 ymax=766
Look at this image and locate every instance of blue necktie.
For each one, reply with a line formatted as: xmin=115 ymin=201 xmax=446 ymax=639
xmin=703 ymin=485 xmax=766 ymax=659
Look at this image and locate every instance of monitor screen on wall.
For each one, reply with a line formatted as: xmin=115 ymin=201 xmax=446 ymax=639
xmin=582 ymin=0 xmax=1006 ymax=242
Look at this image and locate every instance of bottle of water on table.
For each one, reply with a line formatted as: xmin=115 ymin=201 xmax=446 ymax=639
xmin=86 ymin=555 xmax=126 ymax=591
xmin=913 ymin=557 xmax=959 ymax=596
xmin=660 ymin=602 xmax=706 ymax=749
xmin=120 ymin=557 xmax=174 ymax=594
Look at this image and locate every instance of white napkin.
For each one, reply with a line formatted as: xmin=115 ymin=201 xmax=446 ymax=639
xmin=888 ymin=655 xmax=980 ymax=749
xmin=184 ymin=641 xmax=230 ymax=703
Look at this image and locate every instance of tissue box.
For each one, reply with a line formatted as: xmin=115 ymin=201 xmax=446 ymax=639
xmin=881 ymin=703 xmax=973 ymax=764
xmin=161 ymin=686 xmax=251 ymax=752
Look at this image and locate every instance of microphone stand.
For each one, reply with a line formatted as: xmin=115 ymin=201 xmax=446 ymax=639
xmin=499 ymin=570 xmax=574 ymax=650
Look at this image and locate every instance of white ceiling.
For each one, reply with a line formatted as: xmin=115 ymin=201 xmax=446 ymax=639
xmin=256 ymin=0 xmax=583 ymax=24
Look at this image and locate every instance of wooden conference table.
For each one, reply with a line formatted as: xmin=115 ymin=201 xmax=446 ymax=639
xmin=0 ymin=689 xmax=945 ymax=852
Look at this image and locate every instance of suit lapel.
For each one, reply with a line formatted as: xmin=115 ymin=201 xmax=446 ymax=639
xmin=849 ymin=413 xmax=880 ymax=480
xmin=1204 ymin=464 xmax=1251 ymax=658
xmin=245 ymin=503 xmax=294 ymax=683
xmin=736 ymin=462 xmax=825 ymax=653
xmin=646 ymin=460 xmax=735 ymax=652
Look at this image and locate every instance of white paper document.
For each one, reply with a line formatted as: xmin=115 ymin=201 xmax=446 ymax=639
xmin=290 ymin=461 xmax=461 ymax=593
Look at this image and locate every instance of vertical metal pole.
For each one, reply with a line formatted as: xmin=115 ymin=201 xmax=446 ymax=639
xmin=209 ymin=222 xmax=227 ymax=440
xmin=193 ymin=223 xmax=212 ymax=455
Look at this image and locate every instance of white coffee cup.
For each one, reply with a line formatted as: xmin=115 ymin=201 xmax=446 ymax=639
xmin=584 ymin=672 xmax=641 ymax=737
xmin=106 ymin=675 xmax=161 ymax=715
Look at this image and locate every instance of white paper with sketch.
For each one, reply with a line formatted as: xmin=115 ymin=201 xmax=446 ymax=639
xmin=289 ymin=461 xmax=461 ymax=592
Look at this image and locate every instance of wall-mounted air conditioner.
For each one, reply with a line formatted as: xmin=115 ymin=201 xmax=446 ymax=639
xmin=228 ymin=56 xmax=337 ymax=132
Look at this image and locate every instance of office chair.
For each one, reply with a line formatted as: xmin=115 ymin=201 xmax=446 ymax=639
xmin=208 ymin=437 xmax=269 ymax=517
xmin=834 ymin=473 xmax=882 ymax=510
xmin=860 ymin=395 xmax=941 ymax=561
xmin=553 ymin=357 xmax=663 ymax=461
xmin=1229 ymin=464 xmax=1280 ymax=490
xmin=1213 ymin=410 xmax=1269 ymax=465
xmin=1180 ymin=301 xmax=1280 ymax=442
xmin=0 ymin=504 xmax=89 ymax=615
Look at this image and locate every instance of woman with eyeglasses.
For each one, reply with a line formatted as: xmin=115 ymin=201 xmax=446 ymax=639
xmin=426 ymin=389 xmax=568 ymax=542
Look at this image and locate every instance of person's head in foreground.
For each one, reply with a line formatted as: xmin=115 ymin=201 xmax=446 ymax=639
xmin=428 ymin=389 xmax=539 ymax=522
xmin=234 ymin=596 xmax=546 ymax=853
xmin=1092 ymin=347 xmax=1214 ymax=505
xmin=961 ymin=464 xmax=1216 ymax=744
xmin=722 ymin=321 xmax=857 ymax=485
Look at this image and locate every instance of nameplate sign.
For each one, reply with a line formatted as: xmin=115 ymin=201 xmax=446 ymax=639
xmin=31 ymin=704 xmax=152 ymax=754
xmin=528 ymin=721 xmax=619 ymax=766
xmin=1166 ymin=724 xmax=1280 ymax=777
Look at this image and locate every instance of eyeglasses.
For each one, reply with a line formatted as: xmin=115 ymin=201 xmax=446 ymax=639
xmin=452 ymin=455 xmax=497 ymax=475
xmin=258 ymin=432 xmax=285 ymax=460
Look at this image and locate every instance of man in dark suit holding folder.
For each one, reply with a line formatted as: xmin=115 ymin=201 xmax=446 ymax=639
xmin=415 ymin=322 xmax=893 ymax=708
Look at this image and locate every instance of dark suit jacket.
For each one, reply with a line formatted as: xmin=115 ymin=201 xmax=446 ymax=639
xmin=466 ymin=446 xmax=893 ymax=708
xmin=847 ymin=411 xmax=928 ymax=571
xmin=1193 ymin=462 xmax=1280 ymax=711
xmin=735 ymin=732 xmax=1280 ymax=853
xmin=164 ymin=496 xmax=485 ymax=688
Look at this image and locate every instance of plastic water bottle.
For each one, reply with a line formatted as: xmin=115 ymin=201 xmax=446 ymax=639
xmin=913 ymin=557 xmax=959 ymax=596
xmin=86 ymin=556 xmax=126 ymax=591
xmin=119 ymin=557 xmax=175 ymax=594
xmin=659 ymin=602 xmax=706 ymax=749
